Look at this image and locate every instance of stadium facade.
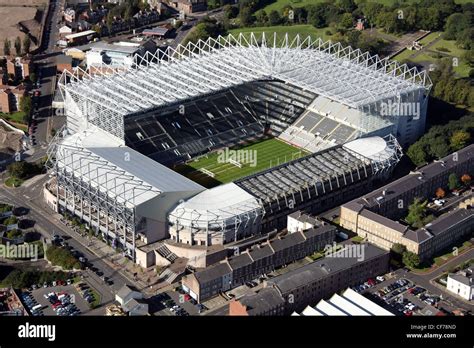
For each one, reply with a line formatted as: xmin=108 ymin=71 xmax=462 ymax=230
xmin=45 ymin=33 xmax=430 ymax=264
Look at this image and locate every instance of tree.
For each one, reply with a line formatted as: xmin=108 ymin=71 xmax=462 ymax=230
xmin=339 ymin=13 xmax=354 ymax=30
xmin=223 ymin=4 xmax=238 ymax=19
xmin=402 ymin=251 xmax=420 ymax=268
xmin=407 ymin=142 xmax=427 ymax=166
xmin=450 ymin=130 xmax=471 ymax=151
xmin=406 ymin=198 xmax=431 ymax=228
xmin=3 ymin=39 xmax=11 ymax=56
xmin=337 ymin=0 xmax=356 ymax=13
xmin=29 ymin=72 xmax=36 ymax=84
xmin=435 ymin=187 xmax=446 ymax=198
xmin=14 ymin=36 xmax=22 ymax=56
xmin=461 ymin=174 xmax=471 ymax=186
xmin=444 ymin=13 xmax=470 ymax=40
xmin=20 ymin=95 xmax=32 ymax=115
xmin=239 ymin=6 xmax=253 ymax=27
xmin=255 ymin=10 xmax=268 ymax=25
xmin=268 ymin=10 xmax=281 ymax=26
xmin=22 ymin=35 xmax=31 ymax=54
xmin=448 ymin=173 xmax=460 ymax=190
xmin=391 ymin=243 xmax=406 ymax=262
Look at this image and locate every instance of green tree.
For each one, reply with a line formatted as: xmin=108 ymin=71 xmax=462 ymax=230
xmin=337 ymin=0 xmax=356 ymax=13
xmin=406 ymin=198 xmax=430 ymax=228
xmin=22 ymin=35 xmax=31 ymax=54
xmin=239 ymin=6 xmax=253 ymax=27
xmin=29 ymin=72 xmax=36 ymax=84
xmin=223 ymin=4 xmax=238 ymax=19
xmin=20 ymin=95 xmax=32 ymax=114
xmin=392 ymin=243 xmax=407 ymax=256
xmin=255 ymin=10 xmax=268 ymax=25
xmin=3 ymin=39 xmax=11 ymax=56
xmin=339 ymin=12 xmax=354 ymax=30
xmin=444 ymin=13 xmax=470 ymax=40
xmin=268 ymin=10 xmax=281 ymax=26
xmin=402 ymin=251 xmax=420 ymax=268
xmin=407 ymin=142 xmax=427 ymax=166
xmin=391 ymin=243 xmax=406 ymax=263
xmin=14 ymin=36 xmax=22 ymax=56
xmin=450 ymin=130 xmax=471 ymax=151
xmin=448 ymin=173 xmax=460 ymax=190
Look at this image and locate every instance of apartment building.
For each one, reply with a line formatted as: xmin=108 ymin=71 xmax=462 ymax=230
xmin=182 ymin=223 xmax=337 ymax=303
xmin=340 ymin=145 xmax=474 ymax=260
xmin=230 ymin=244 xmax=390 ymax=315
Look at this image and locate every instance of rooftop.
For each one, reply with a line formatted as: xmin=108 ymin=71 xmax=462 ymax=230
xmin=238 ymin=287 xmax=285 ymax=315
xmin=267 ymin=244 xmax=388 ymax=294
xmin=60 ymin=33 xmax=431 ymax=136
xmin=52 ymin=128 xmax=204 ymax=208
xmin=361 ymin=144 xmax=474 ymax=208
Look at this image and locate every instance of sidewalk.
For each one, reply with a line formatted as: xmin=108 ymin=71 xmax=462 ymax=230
xmin=54 ymin=215 xmax=166 ymax=295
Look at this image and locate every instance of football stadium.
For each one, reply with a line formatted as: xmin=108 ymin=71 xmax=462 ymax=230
xmin=44 ymin=33 xmax=431 ymax=268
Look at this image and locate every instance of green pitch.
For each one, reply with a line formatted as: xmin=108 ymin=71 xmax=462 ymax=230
xmin=174 ymin=138 xmax=309 ymax=188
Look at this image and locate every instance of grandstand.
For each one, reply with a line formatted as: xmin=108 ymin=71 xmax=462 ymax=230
xmin=48 ymin=32 xmax=430 ymax=262
xmin=168 ymin=135 xmax=402 ymax=246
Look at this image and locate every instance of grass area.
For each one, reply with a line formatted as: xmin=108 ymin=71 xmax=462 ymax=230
xmin=308 ymin=251 xmax=324 ymax=261
xmin=228 ymin=24 xmax=332 ymax=42
xmin=419 ymin=31 xmax=441 ymax=46
xmin=0 ymin=111 xmax=27 ymax=124
xmin=260 ymin=0 xmax=325 ymax=13
xmin=433 ymin=240 xmax=472 ymax=266
xmin=175 ymin=138 xmax=308 ymax=187
xmin=350 ymin=235 xmax=365 ymax=244
xmin=89 ymin=288 xmax=101 ymax=309
xmin=5 ymin=177 xmax=24 ymax=188
xmin=392 ymin=31 xmax=470 ymax=78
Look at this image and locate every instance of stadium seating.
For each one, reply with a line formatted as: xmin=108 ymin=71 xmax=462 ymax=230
xmin=124 ymin=79 xmax=317 ymax=165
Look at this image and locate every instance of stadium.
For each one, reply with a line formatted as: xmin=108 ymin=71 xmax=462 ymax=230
xmin=44 ymin=33 xmax=431 ymax=269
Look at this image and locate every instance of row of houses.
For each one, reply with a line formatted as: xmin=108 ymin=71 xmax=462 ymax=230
xmin=60 ymin=6 xmax=166 ymax=44
xmin=229 ymin=243 xmax=390 ymax=315
xmin=181 ymin=216 xmax=337 ymax=303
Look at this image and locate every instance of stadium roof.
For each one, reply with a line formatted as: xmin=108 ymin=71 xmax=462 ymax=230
xmin=168 ymin=136 xmax=401 ymax=229
xmin=296 ymin=288 xmax=394 ymax=316
xmin=59 ymin=32 xmax=432 ymax=140
xmin=168 ymin=182 xmax=262 ymax=229
xmin=49 ymin=128 xmax=204 ymax=208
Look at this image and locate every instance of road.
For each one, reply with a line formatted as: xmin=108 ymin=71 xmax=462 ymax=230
xmin=397 ymin=247 xmax=474 ymax=312
xmin=0 ymin=177 xmax=132 ymax=307
xmin=28 ymin=0 xmax=66 ymax=158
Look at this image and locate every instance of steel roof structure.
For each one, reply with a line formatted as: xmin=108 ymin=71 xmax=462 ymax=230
xmin=295 ymin=288 xmax=395 ymax=316
xmin=58 ymin=32 xmax=432 ymax=141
